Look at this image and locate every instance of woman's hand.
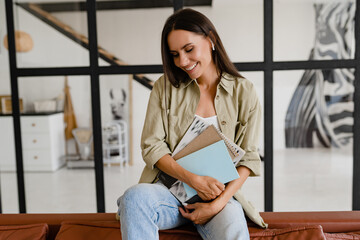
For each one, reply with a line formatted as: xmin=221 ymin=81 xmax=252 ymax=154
xmin=189 ymin=175 xmax=225 ymax=201
xmin=179 ymin=201 xmax=222 ymax=225
xmin=155 ymin=155 xmax=224 ymax=201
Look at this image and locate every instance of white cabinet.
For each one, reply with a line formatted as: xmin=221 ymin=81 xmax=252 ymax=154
xmin=0 ymin=113 xmax=65 ymax=172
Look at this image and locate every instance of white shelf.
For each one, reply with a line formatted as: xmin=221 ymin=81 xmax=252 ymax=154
xmin=102 ymin=120 xmax=128 ymax=165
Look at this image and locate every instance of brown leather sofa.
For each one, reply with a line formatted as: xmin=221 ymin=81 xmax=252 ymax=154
xmin=0 ymin=211 xmax=359 ymax=239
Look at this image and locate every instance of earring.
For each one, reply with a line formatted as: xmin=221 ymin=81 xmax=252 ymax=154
xmin=210 ymin=40 xmax=215 ymax=51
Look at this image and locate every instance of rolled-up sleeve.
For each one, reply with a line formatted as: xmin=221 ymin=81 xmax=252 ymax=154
xmin=236 ymin=83 xmax=262 ymax=176
xmin=141 ymin=77 xmax=172 ymax=170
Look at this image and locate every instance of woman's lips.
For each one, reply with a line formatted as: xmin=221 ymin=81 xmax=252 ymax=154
xmin=185 ymin=62 xmax=198 ymax=72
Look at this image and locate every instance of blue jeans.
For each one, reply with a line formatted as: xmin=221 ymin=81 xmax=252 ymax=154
xmin=117 ymin=182 xmax=249 ymax=240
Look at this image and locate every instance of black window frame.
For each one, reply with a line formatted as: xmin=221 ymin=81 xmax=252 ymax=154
xmin=3 ymin=0 xmax=360 ymax=213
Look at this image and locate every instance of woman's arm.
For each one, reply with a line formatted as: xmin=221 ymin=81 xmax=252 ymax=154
xmin=212 ymin=166 xmax=250 ymax=210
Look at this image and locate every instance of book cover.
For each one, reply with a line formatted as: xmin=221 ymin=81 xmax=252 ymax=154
xmin=176 ymin=140 xmax=240 ymax=201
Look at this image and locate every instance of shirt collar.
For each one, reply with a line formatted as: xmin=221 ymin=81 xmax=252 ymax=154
xmin=179 ymin=73 xmax=235 ymax=96
xmin=179 ymin=78 xmax=195 ymax=89
xmin=218 ymin=73 xmax=235 ymax=96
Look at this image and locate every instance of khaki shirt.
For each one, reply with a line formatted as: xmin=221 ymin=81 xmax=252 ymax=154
xmin=139 ymin=73 xmax=267 ymax=228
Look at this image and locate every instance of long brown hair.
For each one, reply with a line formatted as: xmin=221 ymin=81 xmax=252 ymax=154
xmin=161 ymin=8 xmax=242 ymax=87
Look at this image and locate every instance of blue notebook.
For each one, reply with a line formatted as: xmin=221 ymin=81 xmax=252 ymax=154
xmin=176 ymin=140 xmax=240 ymax=200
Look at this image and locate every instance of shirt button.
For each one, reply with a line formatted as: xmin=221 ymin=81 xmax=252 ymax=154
xmin=221 ymin=121 xmax=227 ymax=125
xmin=216 ymin=95 xmax=219 ymax=100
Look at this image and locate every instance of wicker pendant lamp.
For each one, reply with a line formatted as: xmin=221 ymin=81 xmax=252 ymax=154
xmin=3 ymin=30 xmax=33 ymax=52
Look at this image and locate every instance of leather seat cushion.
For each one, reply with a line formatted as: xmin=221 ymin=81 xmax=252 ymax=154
xmin=324 ymin=232 xmax=360 ymax=240
xmin=56 ymin=221 xmax=332 ymax=240
xmin=0 ymin=223 xmax=48 ymax=240
xmin=55 ymin=221 xmax=201 ymax=240
xmin=55 ymin=221 xmax=120 ymax=240
xmin=250 ymin=225 xmax=326 ymax=240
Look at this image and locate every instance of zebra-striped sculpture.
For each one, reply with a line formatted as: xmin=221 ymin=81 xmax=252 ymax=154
xmin=285 ymin=2 xmax=355 ymax=148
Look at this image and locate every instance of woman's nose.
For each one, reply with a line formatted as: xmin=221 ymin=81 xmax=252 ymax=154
xmin=178 ymin=53 xmax=189 ymax=67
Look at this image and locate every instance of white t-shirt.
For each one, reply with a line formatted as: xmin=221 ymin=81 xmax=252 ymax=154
xmin=194 ymin=114 xmax=220 ymax=131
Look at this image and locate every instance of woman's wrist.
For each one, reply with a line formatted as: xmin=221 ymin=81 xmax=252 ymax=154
xmin=184 ymin=172 xmax=199 ymax=189
xmin=210 ymin=197 xmax=227 ymax=213
xmin=210 ymin=183 xmax=237 ymax=212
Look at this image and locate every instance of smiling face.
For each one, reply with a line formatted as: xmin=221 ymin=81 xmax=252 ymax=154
xmin=167 ymin=29 xmax=216 ymax=81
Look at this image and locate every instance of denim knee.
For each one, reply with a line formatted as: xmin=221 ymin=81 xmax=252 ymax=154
xmin=119 ymin=184 xmax=148 ymax=208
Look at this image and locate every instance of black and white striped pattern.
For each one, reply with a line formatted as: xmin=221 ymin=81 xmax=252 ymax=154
xmin=285 ymin=2 xmax=355 ymax=148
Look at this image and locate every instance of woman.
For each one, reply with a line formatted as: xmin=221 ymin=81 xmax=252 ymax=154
xmin=117 ymin=8 xmax=266 ymax=240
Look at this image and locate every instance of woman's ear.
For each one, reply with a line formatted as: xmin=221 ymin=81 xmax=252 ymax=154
xmin=208 ymin=31 xmax=216 ymax=51
xmin=210 ymin=39 xmax=215 ymax=51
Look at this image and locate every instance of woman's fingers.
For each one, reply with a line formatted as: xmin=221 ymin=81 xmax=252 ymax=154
xmin=193 ymin=176 xmax=225 ymax=200
xmin=215 ymin=181 xmax=225 ymax=191
xmin=208 ymin=178 xmax=225 ymax=196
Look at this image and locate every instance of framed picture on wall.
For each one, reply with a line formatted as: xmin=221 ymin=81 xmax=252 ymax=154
xmin=284 ymin=2 xmax=355 ymax=149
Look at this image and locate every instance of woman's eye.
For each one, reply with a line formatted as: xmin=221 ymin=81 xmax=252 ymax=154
xmin=185 ymin=48 xmax=193 ymax=53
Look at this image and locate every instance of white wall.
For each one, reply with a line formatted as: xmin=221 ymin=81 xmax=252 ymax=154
xmin=0 ymin=1 xmax=321 ymax=164
xmin=0 ymin=0 xmax=11 ymax=95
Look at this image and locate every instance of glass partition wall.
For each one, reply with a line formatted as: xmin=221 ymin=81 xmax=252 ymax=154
xmin=1 ymin=0 xmax=359 ymax=214
xmin=273 ymin=69 xmax=354 ymax=211
xmin=273 ymin=0 xmax=356 ymax=211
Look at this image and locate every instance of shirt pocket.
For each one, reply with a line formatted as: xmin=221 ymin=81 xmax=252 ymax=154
xmin=234 ymin=121 xmax=248 ymax=145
